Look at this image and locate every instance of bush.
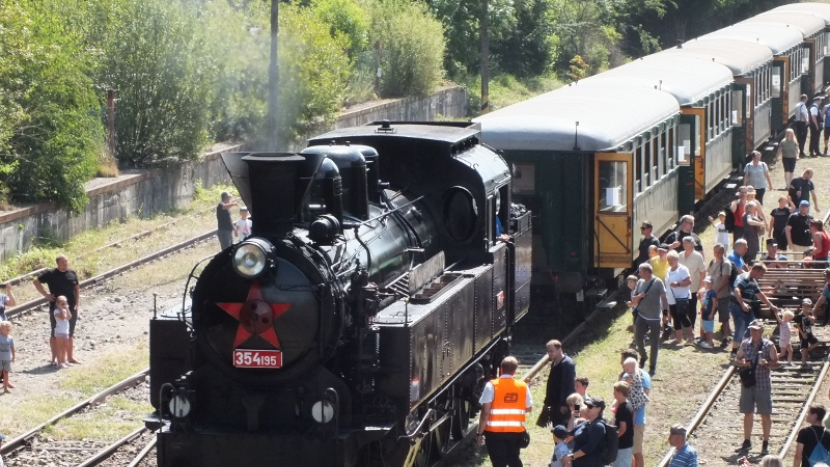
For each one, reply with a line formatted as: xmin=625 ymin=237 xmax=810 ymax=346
xmin=92 ymin=0 xmax=217 ymax=167
xmin=370 ymin=0 xmax=445 ymax=97
xmin=0 ymin=0 xmax=101 ymax=211
xmin=311 ymin=0 xmax=371 ymax=60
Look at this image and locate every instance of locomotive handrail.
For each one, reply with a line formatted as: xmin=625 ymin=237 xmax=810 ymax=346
xmin=397 ymin=408 xmax=436 ymax=440
xmin=357 ymin=195 xmax=425 ymax=226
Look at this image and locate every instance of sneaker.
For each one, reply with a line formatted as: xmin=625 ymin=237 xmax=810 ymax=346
xmin=720 ymin=339 xmax=730 ymax=349
xmin=640 ymin=357 xmax=647 ymax=368
xmin=699 ymin=341 xmax=714 ymax=349
xmin=649 ymin=368 xmax=656 ymax=377
xmin=761 ymin=440 xmax=769 ymax=455
xmin=739 ymin=440 xmax=751 ymax=452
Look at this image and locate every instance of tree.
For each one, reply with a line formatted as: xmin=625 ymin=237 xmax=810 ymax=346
xmin=0 ymin=0 xmax=101 ymax=211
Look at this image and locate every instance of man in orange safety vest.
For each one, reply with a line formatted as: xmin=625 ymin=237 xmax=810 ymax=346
xmin=476 ymin=356 xmax=533 ymax=467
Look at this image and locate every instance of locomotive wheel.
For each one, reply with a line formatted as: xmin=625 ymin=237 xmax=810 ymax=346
xmin=451 ymin=396 xmax=473 ymax=441
xmin=403 ymin=435 xmax=433 ymax=467
xmin=431 ymin=411 xmax=454 ymax=458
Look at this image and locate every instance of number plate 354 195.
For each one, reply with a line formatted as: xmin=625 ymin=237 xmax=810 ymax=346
xmin=233 ymin=349 xmax=282 ymax=368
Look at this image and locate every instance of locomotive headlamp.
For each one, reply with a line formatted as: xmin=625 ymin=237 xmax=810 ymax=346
xmin=311 ymin=400 xmax=335 ymax=424
xmin=232 ymin=238 xmax=276 ymax=279
xmin=168 ymin=394 xmax=192 ymax=419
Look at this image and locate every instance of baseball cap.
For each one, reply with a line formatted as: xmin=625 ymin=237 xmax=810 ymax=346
xmin=766 ymin=238 xmax=777 ymax=247
xmin=551 ymin=425 xmax=569 ymax=439
xmin=703 ymin=276 xmax=712 ymax=283
xmin=804 ymin=298 xmax=813 ymax=305
xmin=240 ymin=206 xmax=249 ymax=211
xmin=801 ymin=200 xmax=811 ymax=207
xmin=669 ymin=424 xmax=687 ymax=436
xmin=747 ymin=319 xmax=764 ymax=330
xmin=815 ymin=95 xmax=824 ymax=101
xmin=658 ymin=244 xmax=669 ymax=251
xmin=584 ymin=396 xmax=606 ymax=410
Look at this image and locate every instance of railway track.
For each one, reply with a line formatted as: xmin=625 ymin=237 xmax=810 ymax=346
xmin=6 ymin=229 xmax=217 ymax=320
xmin=0 ymin=369 xmax=150 ymax=466
xmin=656 ymin=329 xmax=830 ymax=467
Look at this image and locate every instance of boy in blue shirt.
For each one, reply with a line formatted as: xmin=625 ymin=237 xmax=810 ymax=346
xmin=551 ymin=425 xmax=572 ymax=467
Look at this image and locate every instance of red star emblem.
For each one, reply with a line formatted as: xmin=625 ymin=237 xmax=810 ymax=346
xmin=217 ymin=282 xmax=292 ymax=348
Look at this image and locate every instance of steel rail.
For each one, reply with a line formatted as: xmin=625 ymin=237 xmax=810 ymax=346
xmin=778 ymin=360 xmax=830 ymax=460
xmin=521 ymin=294 xmax=619 ymax=383
xmin=0 ymin=369 xmax=149 ymax=455
xmin=126 ymin=437 xmax=157 ymax=467
xmin=6 ymin=229 xmax=217 ymax=319
xmin=3 ymin=206 xmax=216 ymax=288
xmin=75 ymin=426 xmax=147 ymax=467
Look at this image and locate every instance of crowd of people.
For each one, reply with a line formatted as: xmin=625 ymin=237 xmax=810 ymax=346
xmin=477 ymin=151 xmax=830 ymax=466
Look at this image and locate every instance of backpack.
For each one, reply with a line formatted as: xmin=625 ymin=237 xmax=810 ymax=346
xmin=724 ymin=206 xmax=736 ymax=233
xmin=824 ymin=105 xmax=830 ymax=127
xmin=814 ymin=104 xmax=824 ymax=128
xmin=729 ymin=264 xmax=742 ymax=290
xmin=600 ymin=419 xmax=619 ymax=464
xmin=808 ymin=427 xmax=830 ymax=466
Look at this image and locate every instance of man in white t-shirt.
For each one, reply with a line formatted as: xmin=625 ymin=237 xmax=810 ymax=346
xmin=665 ymin=251 xmax=693 ymax=344
xmin=233 ymin=207 xmax=252 ymax=243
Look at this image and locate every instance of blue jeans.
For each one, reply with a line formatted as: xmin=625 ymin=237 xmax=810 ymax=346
xmin=730 ymin=302 xmax=755 ymax=344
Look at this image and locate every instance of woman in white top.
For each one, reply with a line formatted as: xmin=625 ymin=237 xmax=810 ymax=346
xmin=665 ymin=251 xmax=693 ymax=344
xmin=678 ymin=237 xmax=707 ymax=337
xmin=743 ymin=151 xmax=773 ymax=205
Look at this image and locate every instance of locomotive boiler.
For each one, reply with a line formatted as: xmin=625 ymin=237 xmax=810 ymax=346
xmin=146 ymin=121 xmax=532 ymax=467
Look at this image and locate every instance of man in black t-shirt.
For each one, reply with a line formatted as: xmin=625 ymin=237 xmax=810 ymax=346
xmin=794 ymin=403 xmax=830 ymax=467
xmin=34 ymin=254 xmax=80 ymax=365
xmin=787 ymin=201 xmax=815 ymax=248
xmin=636 ymin=221 xmax=660 ymax=266
xmin=789 ymin=169 xmax=820 ymax=212
xmin=769 ymin=195 xmax=794 ymax=250
xmin=216 ymin=191 xmax=238 ymax=250
xmin=612 ymin=381 xmax=635 ymax=461
xmin=665 ymin=215 xmax=704 ymax=255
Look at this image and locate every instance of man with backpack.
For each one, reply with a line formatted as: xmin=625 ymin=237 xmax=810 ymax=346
xmin=567 ymin=396 xmax=616 ymax=467
xmin=796 ymin=94 xmax=810 ymax=157
xmin=708 ymin=244 xmax=733 ymax=348
xmin=810 ymin=96 xmax=824 ymax=157
xmin=794 ymin=403 xmax=830 ymax=466
xmin=667 ymin=425 xmax=697 ymax=467
xmin=734 ymin=319 xmax=779 ymax=455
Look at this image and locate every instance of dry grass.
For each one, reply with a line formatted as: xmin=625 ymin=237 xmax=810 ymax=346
xmin=42 ymin=395 xmax=149 ymax=442
xmin=1 ymin=183 xmax=235 ymax=304
xmin=0 ymin=342 xmax=149 ymax=438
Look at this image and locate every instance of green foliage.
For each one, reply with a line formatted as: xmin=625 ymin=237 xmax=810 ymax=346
xmin=0 ymin=0 xmax=101 ymax=212
xmin=370 ymin=0 xmax=446 ymax=97
xmin=566 ymin=55 xmax=590 ymax=82
xmin=90 ymin=0 xmax=217 ymax=167
xmin=311 ymin=0 xmax=371 ymax=59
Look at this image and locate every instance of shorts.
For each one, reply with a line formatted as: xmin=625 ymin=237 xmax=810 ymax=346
xmin=716 ymin=297 xmax=731 ymax=323
xmin=613 ymin=447 xmax=634 ymax=467
xmin=0 ymin=360 xmax=9 ymax=372
xmin=632 ymin=424 xmax=645 ymax=454
xmin=783 ymin=157 xmax=797 ymax=173
xmin=49 ymin=305 xmax=77 ymax=338
xmin=801 ymin=334 xmax=819 ymax=350
xmin=702 ymin=320 xmax=715 ymax=333
xmin=740 ymin=385 xmax=772 ymax=414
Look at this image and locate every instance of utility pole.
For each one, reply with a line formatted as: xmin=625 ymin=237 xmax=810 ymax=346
xmin=267 ymin=0 xmax=280 ymax=151
xmin=107 ymin=90 xmax=116 ymax=158
xmin=480 ymin=0 xmax=490 ymax=115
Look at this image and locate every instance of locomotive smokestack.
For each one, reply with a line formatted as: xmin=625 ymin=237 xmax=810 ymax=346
xmin=243 ymin=153 xmax=307 ymax=238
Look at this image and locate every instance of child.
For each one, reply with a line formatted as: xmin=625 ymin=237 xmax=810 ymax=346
xmin=550 ymin=425 xmax=572 ymax=467
xmin=0 ymin=282 xmax=16 ymax=322
xmin=233 ymin=207 xmax=252 ymax=242
xmin=776 ymin=310 xmax=795 ymax=365
xmin=710 ymin=212 xmax=730 ymax=249
xmin=611 ymin=381 xmax=634 ymax=467
xmin=54 ymin=296 xmax=72 ymax=369
xmin=698 ymin=276 xmax=717 ymax=349
xmin=795 ymin=298 xmax=820 ymax=366
xmin=0 ymin=321 xmax=15 ymax=393
xmin=626 ymin=275 xmax=638 ymax=327
xmin=621 ymin=358 xmax=649 ymax=412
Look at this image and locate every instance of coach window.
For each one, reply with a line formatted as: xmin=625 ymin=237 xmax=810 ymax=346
xmin=658 ymin=130 xmax=666 ymax=176
xmin=732 ymin=88 xmax=743 ymax=127
xmin=668 ymin=125 xmax=676 ymax=169
xmin=772 ymin=64 xmax=782 ymax=99
xmin=598 ymin=160 xmax=628 ymax=213
xmin=634 ymin=144 xmax=645 ymax=193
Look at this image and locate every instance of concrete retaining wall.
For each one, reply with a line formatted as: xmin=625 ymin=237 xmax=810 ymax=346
xmin=0 ymin=86 xmax=468 ymax=261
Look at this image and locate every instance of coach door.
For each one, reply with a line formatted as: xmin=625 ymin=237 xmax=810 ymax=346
xmin=732 ymin=80 xmax=751 ymax=167
xmin=772 ymin=57 xmax=788 ymax=131
xmin=593 ymin=152 xmax=633 ymax=268
xmin=679 ymin=107 xmax=704 ymax=208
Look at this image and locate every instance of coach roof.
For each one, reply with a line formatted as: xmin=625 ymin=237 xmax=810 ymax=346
xmin=771 ymin=3 xmax=830 ymax=25
xmin=695 ymin=23 xmax=804 ymax=55
xmin=742 ymin=11 xmax=826 ymax=37
xmin=474 ymin=86 xmax=679 ymax=152
xmin=577 ymin=55 xmax=733 ymax=106
xmin=662 ymin=40 xmax=773 ymax=77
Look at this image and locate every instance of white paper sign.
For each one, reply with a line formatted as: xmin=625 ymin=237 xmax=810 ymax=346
xmin=606 ymin=186 xmax=621 ymax=207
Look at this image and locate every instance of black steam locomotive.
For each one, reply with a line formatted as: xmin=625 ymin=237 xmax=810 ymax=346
xmin=146 ymin=122 xmax=532 ymax=467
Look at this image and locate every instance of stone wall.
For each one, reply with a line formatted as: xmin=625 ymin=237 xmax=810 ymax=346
xmin=0 ymin=86 xmax=468 ymax=261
